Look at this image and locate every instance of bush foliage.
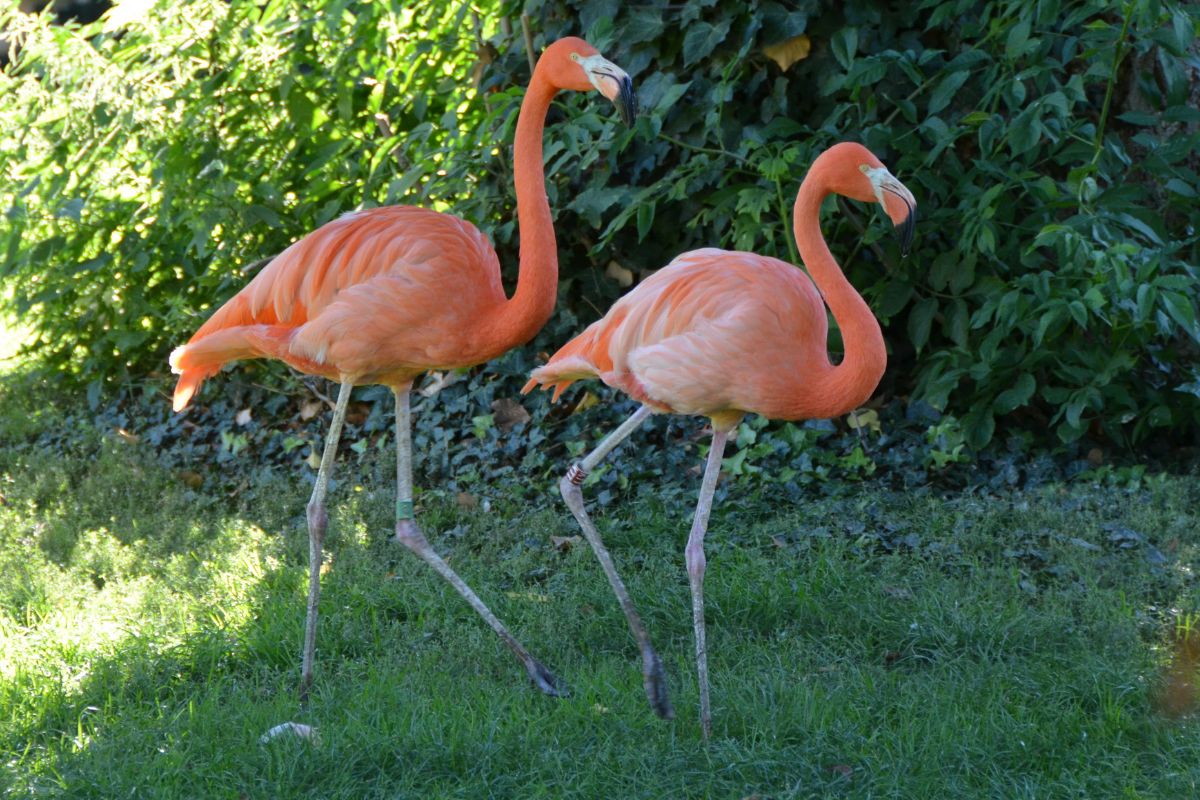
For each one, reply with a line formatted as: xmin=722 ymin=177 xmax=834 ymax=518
xmin=1 ymin=0 xmax=1198 ymax=450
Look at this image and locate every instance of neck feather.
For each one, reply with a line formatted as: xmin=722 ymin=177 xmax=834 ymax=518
xmin=493 ymin=71 xmax=559 ymax=347
xmin=792 ymin=174 xmax=887 ymax=417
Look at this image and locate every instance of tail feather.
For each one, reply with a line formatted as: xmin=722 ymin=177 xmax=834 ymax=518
xmin=522 ymin=355 xmax=600 ymax=401
xmin=169 ymin=325 xmax=295 ymax=411
xmin=522 ymin=321 xmax=612 ymax=402
xmin=171 ymin=365 xmax=218 ymax=412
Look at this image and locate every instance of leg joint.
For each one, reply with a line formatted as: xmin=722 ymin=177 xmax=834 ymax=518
xmin=565 ymin=463 xmax=587 ymax=485
xmin=396 ymin=499 xmax=414 ymax=521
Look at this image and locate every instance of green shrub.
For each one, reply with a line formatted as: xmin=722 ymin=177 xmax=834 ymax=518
xmin=0 ymin=0 xmax=507 ymax=377
xmin=2 ymin=0 xmax=1198 ymax=450
xmin=521 ymin=0 xmax=1200 ymax=448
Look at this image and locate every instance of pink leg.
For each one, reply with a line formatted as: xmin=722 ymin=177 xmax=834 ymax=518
xmin=388 ymin=388 xmax=565 ymax=697
xmin=300 ymin=379 xmax=354 ymax=702
xmin=558 ymin=406 xmax=674 ymax=719
xmin=686 ymin=427 xmax=728 ymax=739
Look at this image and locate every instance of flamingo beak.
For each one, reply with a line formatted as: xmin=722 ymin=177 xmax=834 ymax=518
xmin=582 ymin=55 xmax=637 ymax=126
xmin=866 ymin=166 xmax=917 ymax=258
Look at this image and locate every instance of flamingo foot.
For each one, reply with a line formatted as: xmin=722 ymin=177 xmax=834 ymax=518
xmin=390 ymin=518 xmax=425 ymax=548
xmin=389 ymin=517 xmax=569 ymax=700
xmin=642 ymin=647 xmax=674 ymax=719
xmin=524 ymin=657 xmax=570 ymax=698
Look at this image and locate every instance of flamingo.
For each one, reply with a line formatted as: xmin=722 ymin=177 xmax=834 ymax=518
xmin=169 ymin=37 xmax=637 ymax=699
xmin=523 ymin=142 xmax=916 ymax=736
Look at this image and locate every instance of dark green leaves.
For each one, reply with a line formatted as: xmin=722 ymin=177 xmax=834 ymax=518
xmin=908 ymin=297 xmax=939 ymax=352
xmin=830 ymin=28 xmax=858 ymax=69
xmin=927 ymin=70 xmax=969 ymax=115
xmin=2 ymin=0 xmax=1198 ymax=458
xmin=682 ymin=18 xmax=733 ymax=67
xmin=995 ymin=373 xmax=1036 ymax=414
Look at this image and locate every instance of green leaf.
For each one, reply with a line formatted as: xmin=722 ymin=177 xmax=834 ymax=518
xmin=1136 ymin=284 xmax=1157 ymax=323
xmin=1064 ymin=395 xmax=1086 ymax=430
xmin=1005 ymin=18 xmax=1031 ymax=60
xmin=636 ymin=202 xmax=655 ymax=241
xmin=928 ymin=70 xmax=969 ymax=115
xmin=995 ymin=373 xmax=1036 ymax=414
xmin=569 ymin=187 xmax=627 ymax=227
xmin=963 ymin=407 xmax=995 ymax=449
xmin=831 ymin=27 xmax=858 ymax=70
xmin=1117 ymin=111 xmax=1157 ymax=126
xmin=1034 ymin=305 xmax=1067 ymax=346
xmin=682 ymin=19 xmax=732 ymax=67
xmin=471 ymin=414 xmax=494 ymax=440
xmin=908 ymin=297 xmax=938 ymax=351
xmin=1007 ymin=106 xmax=1042 ymax=155
xmin=1068 ymin=300 xmax=1087 ymax=327
xmin=928 ymin=252 xmax=955 ymax=291
xmin=946 ymin=299 xmax=969 ymax=346
xmin=1162 ymin=291 xmax=1199 ymax=341
xmin=875 ymin=281 xmax=913 ymax=318
xmin=1165 ymin=179 xmax=1196 ymax=198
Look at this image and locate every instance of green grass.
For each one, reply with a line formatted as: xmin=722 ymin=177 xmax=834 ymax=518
xmin=2 ymin=375 xmax=1199 ymax=798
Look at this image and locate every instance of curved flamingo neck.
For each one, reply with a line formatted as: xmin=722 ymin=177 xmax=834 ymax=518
xmin=792 ymin=167 xmax=886 ymax=418
xmin=492 ymin=69 xmax=559 ymax=348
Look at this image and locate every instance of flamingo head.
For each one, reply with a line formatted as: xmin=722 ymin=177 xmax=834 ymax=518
xmin=538 ymin=37 xmax=637 ymax=125
xmin=821 ymin=142 xmax=917 ymax=256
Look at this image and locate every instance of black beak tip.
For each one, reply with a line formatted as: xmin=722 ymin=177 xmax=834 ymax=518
xmin=616 ymin=77 xmax=637 ymax=127
xmin=897 ymin=207 xmax=916 ymax=258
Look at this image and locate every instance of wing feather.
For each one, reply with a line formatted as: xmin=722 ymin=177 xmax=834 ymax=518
xmin=526 ymin=248 xmax=829 ymax=419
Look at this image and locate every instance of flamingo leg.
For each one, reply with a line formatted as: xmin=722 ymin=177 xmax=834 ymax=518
xmin=389 ymin=388 xmax=566 ymax=697
xmin=300 ymin=379 xmax=354 ymax=702
xmin=685 ymin=427 xmax=729 ymax=739
xmin=558 ymin=405 xmax=674 ymax=719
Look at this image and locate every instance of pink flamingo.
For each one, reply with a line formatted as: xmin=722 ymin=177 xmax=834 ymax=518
xmin=170 ymin=37 xmax=636 ymax=698
xmin=524 ymin=142 xmax=916 ymax=735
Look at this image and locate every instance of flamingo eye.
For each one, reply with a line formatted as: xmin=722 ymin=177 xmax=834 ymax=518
xmin=570 ymin=53 xmax=581 ymax=62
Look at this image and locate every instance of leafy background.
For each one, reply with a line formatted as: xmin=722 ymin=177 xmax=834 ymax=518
xmin=1 ymin=0 xmax=1198 ymax=455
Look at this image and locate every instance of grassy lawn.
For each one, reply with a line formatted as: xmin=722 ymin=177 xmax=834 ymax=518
xmin=1 ymin=365 xmax=1199 ymax=798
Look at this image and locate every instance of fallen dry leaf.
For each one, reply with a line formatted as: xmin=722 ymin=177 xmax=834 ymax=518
xmin=420 ymin=370 xmax=462 ymax=397
xmin=235 ymin=408 xmax=252 ymax=426
xmin=299 ymin=400 xmax=322 ymax=420
xmin=305 ymin=450 xmax=321 ymax=469
xmin=551 ymin=535 xmax=582 ymax=552
xmin=456 ymin=491 xmax=479 ymax=510
xmin=115 ymin=427 xmax=140 ymax=444
xmin=605 ymin=260 xmax=635 ymax=287
xmin=470 ymin=41 xmax=499 ymax=89
xmin=572 ymin=390 xmax=600 ymax=414
xmin=345 ymin=402 xmax=370 ymax=426
xmin=1154 ymin=623 xmax=1200 ymax=718
xmin=259 ymin=722 xmax=321 ymax=746
xmin=827 ymin=763 xmax=853 ymax=780
xmin=491 ymin=397 xmax=531 ymax=431
xmin=763 ymin=34 xmax=812 ymax=71
xmin=179 ymin=470 xmax=204 ymax=489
